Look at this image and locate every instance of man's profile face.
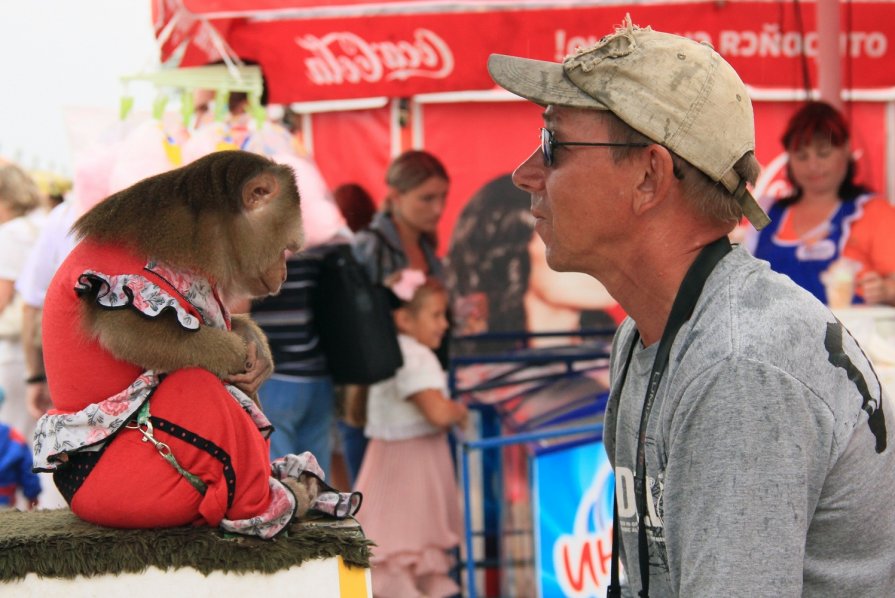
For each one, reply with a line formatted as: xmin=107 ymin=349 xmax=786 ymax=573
xmin=511 ymin=105 xmax=634 ymax=277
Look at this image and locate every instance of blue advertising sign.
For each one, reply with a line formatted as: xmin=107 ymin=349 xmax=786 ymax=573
xmin=532 ymin=441 xmax=616 ymax=598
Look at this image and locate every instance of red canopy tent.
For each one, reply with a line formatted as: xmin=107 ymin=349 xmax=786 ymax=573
xmin=153 ymin=0 xmax=895 ymax=252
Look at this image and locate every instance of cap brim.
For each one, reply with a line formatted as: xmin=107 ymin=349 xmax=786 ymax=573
xmin=487 ymin=54 xmax=607 ymax=109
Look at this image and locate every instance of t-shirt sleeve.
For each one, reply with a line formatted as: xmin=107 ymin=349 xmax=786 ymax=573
xmin=843 ymin=196 xmax=895 ymax=275
xmin=395 ymin=339 xmax=446 ymax=400
xmin=664 ymin=358 xmax=834 ymax=596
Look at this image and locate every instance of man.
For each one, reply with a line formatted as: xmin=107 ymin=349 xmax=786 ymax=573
xmin=488 ymin=16 xmax=895 ymax=598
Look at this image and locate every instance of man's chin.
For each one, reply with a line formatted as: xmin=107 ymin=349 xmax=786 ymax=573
xmin=544 ymin=250 xmax=572 ymax=273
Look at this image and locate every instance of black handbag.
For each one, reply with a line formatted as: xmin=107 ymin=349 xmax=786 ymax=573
xmin=313 ymin=244 xmax=403 ymax=384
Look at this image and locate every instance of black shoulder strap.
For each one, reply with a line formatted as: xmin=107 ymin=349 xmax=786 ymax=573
xmin=369 ymin=228 xmax=388 ymax=284
xmin=608 ymin=236 xmax=732 ymax=598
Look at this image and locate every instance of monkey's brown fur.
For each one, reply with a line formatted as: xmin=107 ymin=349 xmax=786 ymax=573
xmin=74 ymin=151 xmax=303 ymax=378
xmin=282 ymin=474 xmax=322 ymax=521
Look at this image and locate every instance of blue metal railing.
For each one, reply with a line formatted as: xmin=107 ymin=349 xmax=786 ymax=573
xmin=459 ymin=423 xmax=604 ymax=598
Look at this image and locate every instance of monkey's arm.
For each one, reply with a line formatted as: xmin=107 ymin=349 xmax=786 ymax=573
xmin=84 ymin=304 xmax=248 ymax=378
xmin=230 ymin=314 xmax=272 ymax=366
xmin=226 ymin=314 xmax=274 ymax=396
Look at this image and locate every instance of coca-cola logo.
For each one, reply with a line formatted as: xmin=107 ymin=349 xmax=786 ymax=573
xmin=296 ymin=28 xmax=454 ymax=86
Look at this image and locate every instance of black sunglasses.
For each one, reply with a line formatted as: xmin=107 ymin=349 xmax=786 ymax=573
xmin=540 ymin=127 xmax=649 ymax=167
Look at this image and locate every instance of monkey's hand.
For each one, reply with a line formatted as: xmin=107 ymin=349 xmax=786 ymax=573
xmin=86 ymin=305 xmax=248 ymax=378
xmin=282 ymin=473 xmax=322 ymax=522
xmin=226 ymin=315 xmax=274 ymax=395
xmin=225 ymin=341 xmax=273 ymax=398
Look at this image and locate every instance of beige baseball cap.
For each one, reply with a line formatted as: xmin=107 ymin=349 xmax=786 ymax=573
xmin=488 ymin=16 xmax=770 ymax=230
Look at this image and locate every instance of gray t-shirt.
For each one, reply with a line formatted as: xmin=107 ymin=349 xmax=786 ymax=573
xmin=604 ymin=246 xmax=895 ymax=597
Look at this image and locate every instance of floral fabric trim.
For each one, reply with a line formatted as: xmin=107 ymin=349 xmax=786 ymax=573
xmin=271 ymin=451 xmax=327 ymax=480
xmin=76 ymin=272 xmax=202 ymax=331
xmin=75 ymin=259 xmax=231 ymax=334
xmin=219 ymin=477 xmax=297 ymax=540
xmin=313 ymin=488 xmax=363 ymax=519
xmin=145 ymin=260 xmax=230 ymax=330
xmin=218 ymin=453 xmax=362 ymax=539
xmin=32 ymin=372 xmax=161 ymax=470
xmin=272 ymin=453 xmax=363 ymax=519
xmin=32 ymin=375 xmax=270 ymax=471
xmin=226 ymin=385 xmax=272 ymax=438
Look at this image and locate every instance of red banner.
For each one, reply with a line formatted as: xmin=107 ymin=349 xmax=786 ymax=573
xmin=161 ymin=1 xmax=895 ymax=103
xmin=307 ymin=100 xmax=889 ymax=257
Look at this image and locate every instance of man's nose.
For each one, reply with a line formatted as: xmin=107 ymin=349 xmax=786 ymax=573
xmin=512 ymin=148 xmax=545 ymax=193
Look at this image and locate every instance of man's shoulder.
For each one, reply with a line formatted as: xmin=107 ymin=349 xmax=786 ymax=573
xmin=687 ymin=247 xmax=879 ymax=408
xmin=703 ymin=246 xmax=829 ymax=338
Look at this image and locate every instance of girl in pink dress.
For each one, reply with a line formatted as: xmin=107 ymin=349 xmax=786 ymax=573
xmin=355 ymin=275 xmax=468 ymax=598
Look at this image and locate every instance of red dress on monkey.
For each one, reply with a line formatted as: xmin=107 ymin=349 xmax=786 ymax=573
xmin=33 ymin=239 xmax=358 ymax=539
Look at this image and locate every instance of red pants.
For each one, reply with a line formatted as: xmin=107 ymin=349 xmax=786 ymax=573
xmin=71 ymin=368 xmax=273 ymax=529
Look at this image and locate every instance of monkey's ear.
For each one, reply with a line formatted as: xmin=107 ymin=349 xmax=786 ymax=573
xmin=242 ymin=171 xmax=282 ymax=212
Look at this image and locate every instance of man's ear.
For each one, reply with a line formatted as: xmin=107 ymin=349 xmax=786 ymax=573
xmin=242 ymin=171 xmax=282 ymax=212
xmin=632 ymin=145 xmax=675 ymax=216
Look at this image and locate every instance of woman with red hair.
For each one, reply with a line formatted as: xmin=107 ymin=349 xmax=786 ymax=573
xmin=751 ymin=101 xmax=895 ymax=305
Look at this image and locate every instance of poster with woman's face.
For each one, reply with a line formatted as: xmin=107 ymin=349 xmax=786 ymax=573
xmin=446 ymin=174 xmax=621 ymax=355
xmin=444 ymin=173 xmax=617 ymax=427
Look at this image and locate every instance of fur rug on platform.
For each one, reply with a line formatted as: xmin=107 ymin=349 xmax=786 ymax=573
xmin=0 ymin=509 xmax=372 ymax=582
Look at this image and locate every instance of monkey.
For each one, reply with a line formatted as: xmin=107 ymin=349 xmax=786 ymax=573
xmin=32 ymin=151 xmax=359 ymax=538
xmin=72 ymin=150 xmax=302 ymax=381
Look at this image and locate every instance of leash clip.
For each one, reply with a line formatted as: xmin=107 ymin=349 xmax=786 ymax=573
xmin=126 ymin=419 xmax=170 ymax=455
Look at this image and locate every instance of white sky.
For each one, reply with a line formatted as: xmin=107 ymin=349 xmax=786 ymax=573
xmin=0 ymin=0 xmax=160 ymax=176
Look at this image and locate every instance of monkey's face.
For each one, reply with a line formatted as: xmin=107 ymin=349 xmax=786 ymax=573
xmin=244 ymin=215 xmax=302 ymax=298
xmin=236 ymin=165 xmax=304 ymax=299
xmin=248 ymin=249 xmax=290 ymax=297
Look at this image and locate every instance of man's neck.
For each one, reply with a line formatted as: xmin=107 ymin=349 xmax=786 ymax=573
xmin=610 ymin=265 xmax=687 ymax=347
xmin=604 ymin=231 xmax=729 ymax=346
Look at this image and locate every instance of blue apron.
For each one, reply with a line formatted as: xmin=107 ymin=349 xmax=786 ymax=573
xmin=753 ymin=196 xmax=868 ymax=304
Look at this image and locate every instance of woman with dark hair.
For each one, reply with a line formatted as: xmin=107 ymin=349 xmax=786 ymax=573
xmin=446 ymin=175 xmax=533 ymax=341
xmin=750 ymin=101 xmax=895 ymax=305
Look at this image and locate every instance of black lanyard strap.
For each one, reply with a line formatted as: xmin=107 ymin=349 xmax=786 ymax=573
xmin=607 ymin=236 xmax=732 ymax=598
